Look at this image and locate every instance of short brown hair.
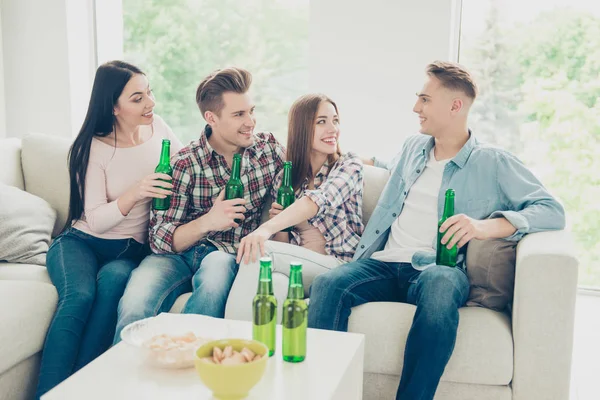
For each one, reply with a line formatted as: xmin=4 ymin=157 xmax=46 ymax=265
xmin=195 ymin=67 xmax=252 ymax=116
xmin=426 ymin=61 xmax=477 ymax=100
xmin=286 ymin=94 xmax=341 ymax=192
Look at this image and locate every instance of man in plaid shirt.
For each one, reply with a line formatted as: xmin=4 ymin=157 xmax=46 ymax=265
xmin=114 ymin=67 xmax=285 ymax=341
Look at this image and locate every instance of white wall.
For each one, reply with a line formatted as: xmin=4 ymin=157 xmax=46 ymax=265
xmin=309 ymin=0 xmax=459 ymax=161
xmin=0 ymin=6 xmax=6 ymax=139
xmin=0 ymin=0 xmax=457 ymax=146
xmin=95 ymin=0 xmax=123 ymax=65
xmin=1 ymin=0 xmax=95 ymax=138
xmin=66 ymin=0 xmax=96 ymax=138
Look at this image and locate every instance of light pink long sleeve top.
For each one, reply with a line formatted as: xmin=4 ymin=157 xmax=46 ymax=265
xmin=73 ymin=115 xmax=183 ymax=243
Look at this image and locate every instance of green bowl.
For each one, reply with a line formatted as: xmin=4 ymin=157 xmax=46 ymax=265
xmin=194 ymin=338 xmax=268 ymax=400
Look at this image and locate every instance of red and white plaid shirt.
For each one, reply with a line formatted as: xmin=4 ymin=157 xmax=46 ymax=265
xmin=150 ymin=129 xmax=286 ymax=254
xmin=271 ymin=153 xmax=364 ymax=262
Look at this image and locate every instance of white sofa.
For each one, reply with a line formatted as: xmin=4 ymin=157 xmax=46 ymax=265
xmin=225 ymin=153 xmax=579 ymax=399
xmin=0 ymin=133 xmax=578 ymax=400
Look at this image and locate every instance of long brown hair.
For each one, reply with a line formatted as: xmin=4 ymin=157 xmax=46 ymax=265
xmin=286 ymin=94 xmax=342 ymax=193
xmin=64 ymin=60 xmax=144 ymax=232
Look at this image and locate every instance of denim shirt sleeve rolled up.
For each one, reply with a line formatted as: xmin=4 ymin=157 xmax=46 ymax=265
xmin=489 ymin=150 xmax=565 ymax=241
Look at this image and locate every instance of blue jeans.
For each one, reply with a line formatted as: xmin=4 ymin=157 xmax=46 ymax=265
xmin=36 ymin=228 xmax=147 ymax=399
xmin=308 ymin=259 xmax=470 ymax=400
xmin=113 ymin=242 xmax=239 ymax=343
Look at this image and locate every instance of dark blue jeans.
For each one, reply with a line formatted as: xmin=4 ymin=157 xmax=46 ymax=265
xmin=307 ymin=259 xmax=470 ymax=400
xmin=35 ymin=228 xmax=148 ymax=399
xmin=113 ymin=242 xmax=239 ymax=344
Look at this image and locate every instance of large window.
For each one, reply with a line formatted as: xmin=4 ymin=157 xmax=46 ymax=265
xmin=122 ymin=0 xmax=309 ymax=145
xmin=460 ymin=0 xmax=600 ymax=288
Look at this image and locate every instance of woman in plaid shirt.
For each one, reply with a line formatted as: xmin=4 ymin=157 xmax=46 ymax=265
xmin=234 ymin=94 xmax=364 ymax=289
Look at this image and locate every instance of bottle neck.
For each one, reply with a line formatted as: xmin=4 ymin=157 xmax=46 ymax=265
xmin=159 ymin=143 xmax=171 ymax=165
xmin=282 ymin=164 xmax=292 ymax=187
xmin=231 ymin=156 xmax=241 ymax=180
xmin=286 ymin=269 xmax=304 ymax=299
xmin=442 ymin=194 xmax=455 ymax=219
xmin=257 ymin=265 xmax=274 ymax=295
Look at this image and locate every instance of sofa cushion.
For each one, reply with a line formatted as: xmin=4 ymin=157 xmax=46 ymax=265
xmin=348 ymin=302 xmax=513 ymax=385
xmin=0 ymin=263 xmax=51 ymax=284
xmin=0 ymin=184 xmax=56 ymax=266
xmin=0 ymin=353 xmax=41 ymax=400
xmin=466 ymin=238 xmax=517 ymax=311
xmin=169 ymin=293 xmax=192 ymax=313
xmin=21 ymin=133 xmax=71 ymax=237
xmin=0 ymin=138 xmax=25 ymax=190
xmin=362 ymin=165 xmax=389 ymax=225
xmin=0 ymin=281 xmax=57 ymax=375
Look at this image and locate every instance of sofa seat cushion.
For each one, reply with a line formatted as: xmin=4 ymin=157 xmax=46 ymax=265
xmin=348 ymin=302 xmax=513 ymax=385
xmin=0 ymin=263 xmax=51 ymax=284
xmin=169 ymin=293 xmax=192 ymax=313
xmin=0 ymin=281 xmax=58 ymax=375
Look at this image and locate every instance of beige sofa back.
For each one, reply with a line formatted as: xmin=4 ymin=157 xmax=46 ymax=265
xmin=0 ymin=138 xmax=25 ymax=190
xmin=21 ymin=134 xmax=71 ymax=237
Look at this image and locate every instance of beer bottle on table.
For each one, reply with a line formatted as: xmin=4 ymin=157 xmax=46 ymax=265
xmin=252 ymin=257 xmax=277 ymax=357
xmin=225 ymin=153 xmax=244 ymax=223
xmin=277 ymin=161 xmax=295 ymax=232
xmin=152 ymin=139 xmax=172 ymax=211
xmin=436 ymin=188 xmax=458 ymax=267
xmin=282 ymin=261 xmax=307 ymax=363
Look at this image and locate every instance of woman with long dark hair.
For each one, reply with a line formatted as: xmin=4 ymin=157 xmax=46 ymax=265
xmin=231 ymin=94 xmax=364 ymax=307
xmin=36 ymin=61 xmax=182 ymax=398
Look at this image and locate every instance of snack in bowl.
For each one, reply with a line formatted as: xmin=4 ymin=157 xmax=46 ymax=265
xmin=143 ymin=332 xmax=206 ymax=351
xmin=199 ymin=345 xmax=264 ymax=365
xmin=194 ymin=339 xmax=268 ymax=400
xmin=141 ymin=332 xmax=211 ymax=368
xmin=120 ymin=318 xmax=212 ymax=369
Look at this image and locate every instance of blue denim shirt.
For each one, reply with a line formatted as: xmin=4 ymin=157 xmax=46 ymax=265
xmin=355 ymin=133 xmax=566 ymax=270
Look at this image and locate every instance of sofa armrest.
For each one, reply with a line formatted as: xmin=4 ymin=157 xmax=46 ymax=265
xmin=511 ymin=230 xmax=578 ymax=400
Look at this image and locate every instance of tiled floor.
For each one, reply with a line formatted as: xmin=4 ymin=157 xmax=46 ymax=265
xmin=569 ymin=292 xmax=600 ymax=400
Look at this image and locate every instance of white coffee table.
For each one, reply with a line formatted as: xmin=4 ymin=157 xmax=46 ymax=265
xmin=42 ymin=313 xmax=365 ymax=400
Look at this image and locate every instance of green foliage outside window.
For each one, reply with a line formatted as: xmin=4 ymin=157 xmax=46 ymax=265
xmin=123 ymin=0 xmax=309 ymax=146
xmin=461 ymin=6 xmax=600 ymax=287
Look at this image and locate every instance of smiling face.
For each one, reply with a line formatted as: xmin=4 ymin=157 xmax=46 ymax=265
xmin=311 ymin=100 xmax=340 ymax=157
xmin=206 ymin=91 xmax=256 ymax=149
xmin=412 ymin=75 xmax=461 ymax=137
xmin=113 ymin=73 xmax=155 ymax=127
xmin=412 ymin=63 xmax=476 ymax=139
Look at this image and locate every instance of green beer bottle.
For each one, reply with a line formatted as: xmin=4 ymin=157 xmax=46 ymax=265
xmin=252 ymin=257 xmax=277 ymax=357
xmin=277 ymin=161 xmax=295 ymax=233
xmin=282 ymin=261 xmax=307 ymax=363
xmin=225 ymin=153 xmax=244 ymax=223
xmin=436 ymin=188 xmax=458 ymax=267
xmin=152 ymin=139 xmax=172 ymax=211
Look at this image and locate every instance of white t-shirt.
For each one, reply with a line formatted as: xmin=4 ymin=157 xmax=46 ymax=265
xmin=372 ymin=149 xmax=450 ymax=263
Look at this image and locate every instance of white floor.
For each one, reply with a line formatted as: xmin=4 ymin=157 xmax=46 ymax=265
xmin=569 ymin=292 xmax=600 ymax=400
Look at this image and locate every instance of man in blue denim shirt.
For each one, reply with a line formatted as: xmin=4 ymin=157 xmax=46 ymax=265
xmin=308 ymin=61 xmax=565 ymax=400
